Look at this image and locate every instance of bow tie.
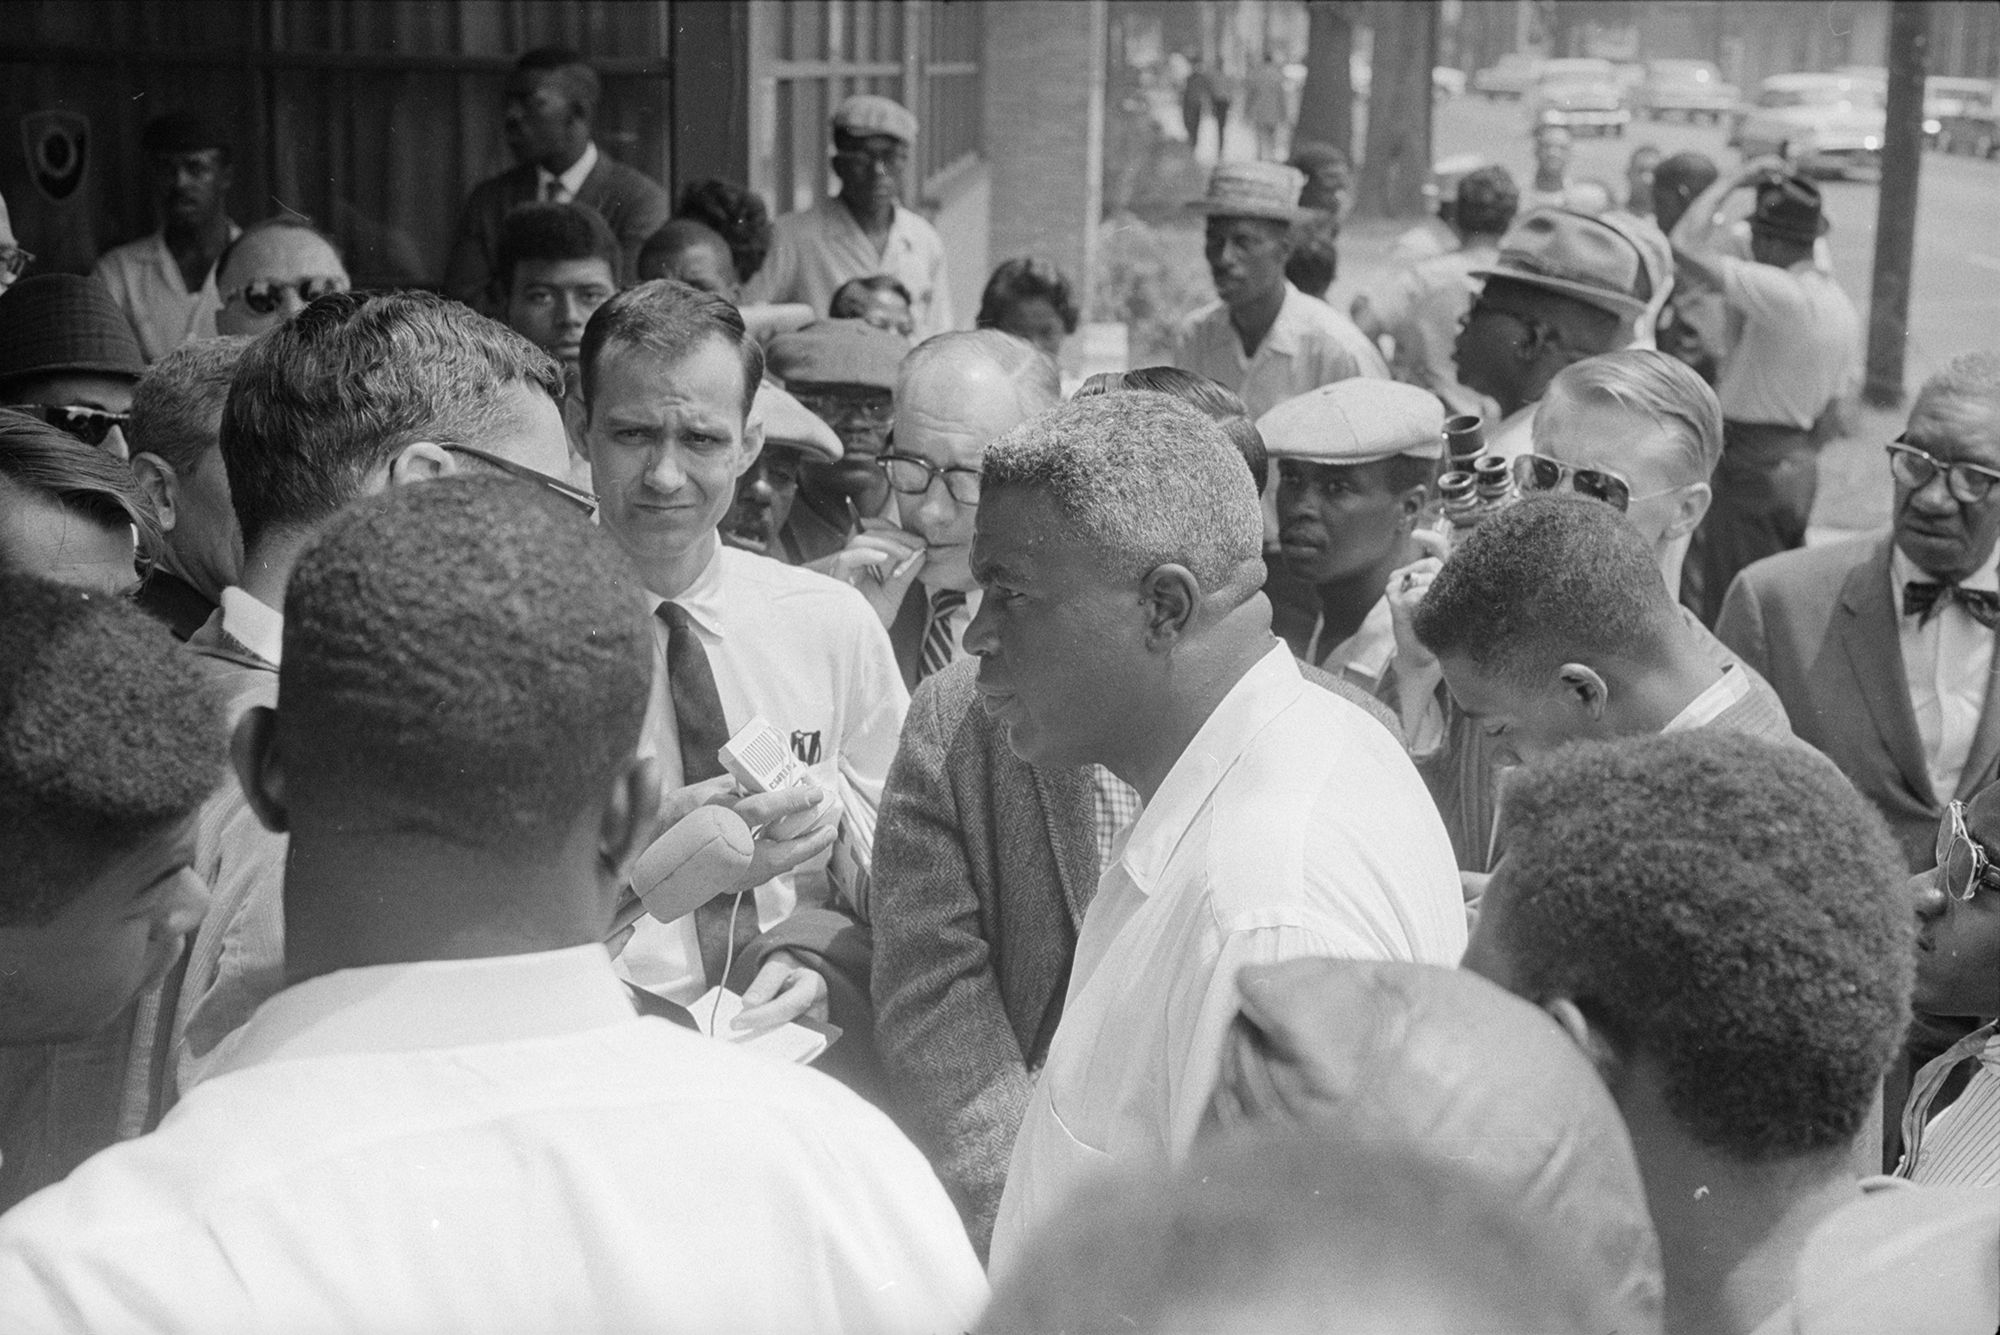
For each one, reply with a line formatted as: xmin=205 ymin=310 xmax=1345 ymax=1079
xmin=1904 ymin=580 xmax=2000 ymax=630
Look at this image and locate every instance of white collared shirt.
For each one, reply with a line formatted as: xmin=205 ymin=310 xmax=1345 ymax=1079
xmin=1305 ymin=593 xmax=1397 ymax=691
xmin=0 ymin=947 xmax=987 ymax=1333
xmin=534 ymin=140 xmax=599 ymax=204
xmin=1661 ymin=663 xmax=1752 ymax=733
xmin=1173 ymin=282 xmax=1386 ymax=421
xmin=1893 ymin=543 xmax=1999 ymax=803
xmin=619 ymin=536 xmax=908 ymax=1001
xmin=90 ymin=224 xmax=239 ymax=362
xmin=988 ymin=645 xmax=1466 ymax=1278
xmin=218 ymin=586 xmax=285 ymax=667
xmin=746 ymin=197 xmax=954 ymax=339
xmin=1715 ymin=253 xmax=1860 ymax=428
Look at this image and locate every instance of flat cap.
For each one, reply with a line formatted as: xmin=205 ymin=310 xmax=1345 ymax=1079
xmin=832 ymin=94 xmax=918 ymax=145
xmin=750 ymin=380 xmax=842 ymax=463
xmin=1257 ymin=379 xmax=1445 ymax=464
xmin=0 ymin=274 xmax=147 ymax=383
xmin=764 ymin=318 xmax=905 ymax=393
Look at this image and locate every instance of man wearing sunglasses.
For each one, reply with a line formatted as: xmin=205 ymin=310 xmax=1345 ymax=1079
xmin=1718 ymin=351 xmax=2000 ymax=871
xmin=214 ymin=218 xmax=350 ymax=339
xmin=747 ymin=95 xmax=953 ymax=341
xmin=0 ymin=273 xmax=147 ymax=460
xmin=1897 ymin=781 xmax=2000 ymax=1187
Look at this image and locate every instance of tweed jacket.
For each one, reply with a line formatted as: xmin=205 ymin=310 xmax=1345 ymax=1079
xmin=1718 ymin=532 xmax=2000 ymax=868
xmin=869 ymin=652 xmax=1396 ymax=1255
xmin=442 ymin=151 xmax=671 ymax=314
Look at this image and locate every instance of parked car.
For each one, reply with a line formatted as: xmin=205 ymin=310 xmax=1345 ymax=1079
xmin=1528 ymin=60 xmax=1631 ymax=136
xmin=1926 ymin=76 xmax=1997 ymax=150
xmin=1472 ymin=52 xmax=1541 ymax=100
xmin=1637 ymin=59 xmax=1739 ymax=122
xmin=1732 ymin=72 xmax=1887 ymax=180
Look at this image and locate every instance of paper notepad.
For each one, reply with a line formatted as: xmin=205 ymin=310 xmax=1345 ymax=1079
xmin=692 ymin=986 xmax=832 ymax=1066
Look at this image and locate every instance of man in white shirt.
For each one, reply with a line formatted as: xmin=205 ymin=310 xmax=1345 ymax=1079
xmin=976 ymin=392 xmax=1465 ymax=1277
xmin=0 ymin=476 xmax=987 ymax=1334
xmin=569 ymin=280 xmax=909 ymax=1092
xmin=91 ymin=112 xmax=238 ymax=362
xmin=746 ymin=95 xmax=953 ymax=339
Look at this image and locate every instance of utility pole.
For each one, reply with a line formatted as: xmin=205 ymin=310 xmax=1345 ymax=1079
xmin=1864 ymin=1 xmax=1929 ymax=407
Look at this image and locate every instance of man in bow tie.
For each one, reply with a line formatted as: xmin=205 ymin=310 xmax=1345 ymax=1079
xmin=1719 ymin=351 xmax=2000 ymax=871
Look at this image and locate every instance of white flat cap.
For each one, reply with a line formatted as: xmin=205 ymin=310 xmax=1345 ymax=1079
xmin=832 ymin=94 xmax=918 ymax=145
xmin=1257 ymin=379 xmax=1446 ymax=464
xmin=750 ymin=381 xmax=842 ymax=463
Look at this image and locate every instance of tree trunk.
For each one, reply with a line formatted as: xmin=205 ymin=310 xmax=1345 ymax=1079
xmin=1294 ymin=1 xmax=1357 ymax=160
xmin=1353 ymin=0 xmax=1437 ymax=219
xmin=1864 ymin=1 xmax=1929 ymax=407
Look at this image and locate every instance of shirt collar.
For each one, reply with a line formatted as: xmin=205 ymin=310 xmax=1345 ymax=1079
xmin=1310 ymin=595 xmax=1396 ymax=682
xmin=1115 ymin=643 xmax=1302 ymax=891
xmin=641 ymin=531 xmax=728 ymax=640
xmin=537 ymin=141 xmax=599 ymax=199
xmin=219 ymin=586 xmax=285 ymax=667
xmin=1661 ymin=663 xmax=1752 ymax=734
xmin=205 ymin=946 xmax=638 ymax=1081
xmin=1892 ymin=539 xmax=2000 ymax=596
xmin=1251 ymin=283 xmax=1311 ymax=358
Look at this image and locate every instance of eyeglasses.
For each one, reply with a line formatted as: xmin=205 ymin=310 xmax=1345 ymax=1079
xmin=441 ymin=443 xmax=597 ymax=517
xmin=226 ymin=275 xmax=350 ymax=315
xmin=791 ymin=392 xmax=895 ymax=443
xmin=0 ymin=245 xmax=33 ymax=283
xmin=878 ymin=452 xmax=981 ymax=505
xmin=1888 ymin=439 xmax=2000 ymax=506
xmin=1512 ymin=454 xmax=1675 ymax=513
xmin=1937 ymin=800 xmax=2000 ymax=902
xmin=833 ymin=146 xmax=908 ymax=175
xmin=12 ymin=403 xmax=129 ymax=447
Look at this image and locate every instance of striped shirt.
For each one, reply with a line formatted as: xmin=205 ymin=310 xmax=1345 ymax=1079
xmin=1898 ymin=1022 xmax=2000 ymax=1188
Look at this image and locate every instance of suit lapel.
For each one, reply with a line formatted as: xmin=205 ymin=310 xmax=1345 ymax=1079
xmin=1033 ymin=765 xmax=1098 ymax=932
xmin=1836 ymin=538 xmax=1936 ymax=805
xmin=1956 ymin=644 xmax=2000 ymax=799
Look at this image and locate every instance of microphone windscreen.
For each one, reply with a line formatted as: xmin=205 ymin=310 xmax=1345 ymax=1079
xmin=631 ymin=805 xmax=756 ymax=922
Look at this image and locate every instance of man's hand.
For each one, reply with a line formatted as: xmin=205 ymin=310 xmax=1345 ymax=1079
xmin=1387 ymin=529 xmax=1450 ymax=684
xmin=732 ymin=948 xmax=831 ymax=1034
xmin=725 ymin=785 xmax=838 ymax=893
xmin=806 ymin=519 xmax=927 ymax=627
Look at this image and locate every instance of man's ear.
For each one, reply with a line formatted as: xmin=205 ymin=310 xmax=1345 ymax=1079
xmin=1139 ymin=563 xmax=1202 ymax=648
xmin=733 ymin=416 xmax=766 ymax=480
xmin=598 ymin=753 xmax=663 ymax=884
xmin=1663 ymin=481 xmax=1712 ymax=540
xmin=230 ymin=706 xmax=289 ymax=835
xmin=387 ymin=441 xmax=453 ymax=487
xmin=1544 ymin=997 xmax=1626 ymax=1084
xmin=1395 ymin=482 xmax=1430 ymax=530
xmin=129 ymin=452 xmax=180 ymax=534
xmin=563 ymin=392 xmax=592 ymax=461
xmin=1557 ymin=662 xmax=1609 ymax=722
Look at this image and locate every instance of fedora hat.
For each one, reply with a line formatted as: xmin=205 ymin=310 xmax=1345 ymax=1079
xmin=1187 ymin=161 xmax=1309 ymax=223
xmin=1750 ymin=174 xmax=1829 ymax=243
xmin=1470 ymin=207 xmax=1650 ymax=321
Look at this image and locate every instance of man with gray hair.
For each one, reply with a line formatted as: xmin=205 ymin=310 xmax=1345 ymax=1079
xmin=128 ymin=335 xmax=253 ymax=639
xmin=818 ymin=327 xmax=1061 ymax=686
xmin=977 ymin=391 xmax=1465 ymax=1278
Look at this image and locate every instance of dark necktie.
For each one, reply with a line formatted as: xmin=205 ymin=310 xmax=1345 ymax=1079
xmin=1904 ymin=581 xmax=2000 ymax=630
xmin=657 ymin=603 xmax=758 ymax=987
xmin=919 ymin=587 xmax=967 ymax=681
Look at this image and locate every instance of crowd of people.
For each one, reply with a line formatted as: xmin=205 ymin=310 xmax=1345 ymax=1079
xmin=0 ymin=43 xmax=1995 ymax=1335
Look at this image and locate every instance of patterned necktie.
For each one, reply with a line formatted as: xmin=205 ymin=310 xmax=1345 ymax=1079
xmin=1905 ymin=581 xmax=2000 ymax=630
xmin=657 ymin=603 xmax=758 ymax=987
xmin=919 ymin=587 xmax=967 ymax=681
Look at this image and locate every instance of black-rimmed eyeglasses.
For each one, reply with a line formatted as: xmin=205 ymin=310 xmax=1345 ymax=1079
xmin=878 ymin=452 xmax=980 ymax=505
xmin=441 ymin=443 xmax=597 ymax=517
xmin=1888 ymin=439 xmax=2000 ymax=506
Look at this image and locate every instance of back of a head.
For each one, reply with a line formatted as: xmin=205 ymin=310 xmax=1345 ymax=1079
xmin=579 ymin=279 xmax=763 ymax=417
xmin=982 ymin=390 xmax=1262 ymax=591
xmin=975 ymin=257 xmax=1079 ymax=335
xmin=899 ymin=328 xmax=1060 ymax=418
xmin=672 ymin=179 xmax=772 ymax=285
xmin=1653 ymin=151 xmax=1719 ymax=206
xmin=218 ymin=290 xmax=561 ymax=553
xmin=0 ymin=575 xmax=223 ymax=928
xmin=0 ymin=410 xmax=159 ymax=560
xmin=1072 ymin=366 xmax=1265 ymax=485
xmin=279 ymin=475 xmax=652 ymax=853
xmin=129 ymin=335 xmax=255 ymax=476
xmin=1413 ymin=494 xmax=1676 ymax=679
xmin=497 ymin=201 xmax=620 ymax=289
xmin=1455 ymin=164 xmax=1521 ymax=236
xmin=1543 ymin=348 xmax=1723 ymax=487
xmin=636 ymin=218 xmax=732 ymax=286
xmin=981 ymin=1126 xmax=1650 ymax=1335
xmin=1492 ymin=730 xmax=1913 ymax=1162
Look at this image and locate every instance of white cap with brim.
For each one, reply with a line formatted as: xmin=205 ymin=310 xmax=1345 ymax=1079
xmin=750 ymin=381 xmax=842 ymax=463
xmin=832 ymin=94 xmax=918 ymax=145
xmin=1257 ymin=379 xmax=1446 ymax=465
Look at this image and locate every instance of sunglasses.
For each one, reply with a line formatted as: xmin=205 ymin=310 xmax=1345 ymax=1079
xmin=1937 ymin=800 xmax=2000 ymax=903
xmin=1888 ymin=439 xmax=2000 ymax=507
xmin=13 ymin=403 xmax=129 ymax=447
xmin=226 ymin=275 xmax=350 ymax=315
xmin=1513 ymin=454 xmax=1676 ymax=514
xmin=441 ymin=443 xmax=597 ymax=517
xmin=879 ymin=451 xmax=981 ymax=505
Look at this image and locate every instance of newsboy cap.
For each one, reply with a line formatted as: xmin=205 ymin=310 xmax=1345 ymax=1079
xmin=764 ymin=318 xmax=906 ymax=393
xmin=1257 ymin=379 xmax=1446 ymax=465
xmin=832 ymin=94 xmax=918 ymax=146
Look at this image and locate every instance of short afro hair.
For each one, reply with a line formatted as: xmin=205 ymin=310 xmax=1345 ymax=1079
xmin=976 ymin=257 xmax=1079 ymax=336
xmin=0 ymin=576 xmax=225 ymax=926
xmin=830 ymin=274 xmax=915 ymax=321
xmin=673 ymin=179 xmax=773 ymax=284
xmin=1413 ymin=494 xmax=1676 ymax=684
xmin=219 ymin=290 xmax=562 ymax=552
xmin=579 ymin=279 xmax=763 ymax=419
xmin=1490 ymin=730 xmax=1913 ymax=1162
xmin=982 ymin=390 xmax=1263 ymax=591
xmin=1453 ymin=165 xmax=1520 ymax=237
xmin=637 ymin=219 xmax=734 ymax=288
xmin=1072 ymin=365 xmax=1266 ymax=488
xmin=279 ymin=474 xmax=653 ymax=852
xmin=496 ymin=201 xmax=621 ymax=293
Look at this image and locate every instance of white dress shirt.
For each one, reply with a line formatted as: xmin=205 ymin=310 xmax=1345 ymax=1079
xmin=535 ymin=141 xmax=598 ymax=203
xmin=1173 ymin=282 xmax=1386 ymax=421
xmin=1894 ymin=544 xmax=1999 ymax=802
xmin=91 ymin=225 xmax=238 ymax=363
xmin=620 ymin=536 xmax=909 ymax=1002
xmin=746 ymin=198 xmax=954 ymax=339
xmin=0 ymin=946 xmax=986 ymax=1334
xmin=988 ymin=645 xmax=1466 ymax=1277
xmin=1661 ymin=663 xmax=1752 ymax=733
xmin=1305 ymin=593 xmax=1397 ymax=693
xmin=218 ymin=586 xmax=285 ymax=666
xmin=1715 ymin=254 xmax=1860 ymax=428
